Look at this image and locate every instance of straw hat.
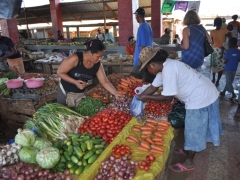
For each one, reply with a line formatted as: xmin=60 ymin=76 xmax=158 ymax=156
xmin=139 ymin=46 xmax=161 ymax=70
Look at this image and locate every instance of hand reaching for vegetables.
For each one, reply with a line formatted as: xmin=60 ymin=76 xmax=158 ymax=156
xmin=75 ymin=80 xmax=87 ymax=90
xmin=114 ymin=93 xmax=123 ymax=101
xmin=137 ymin=94 xmax=149 ymax=102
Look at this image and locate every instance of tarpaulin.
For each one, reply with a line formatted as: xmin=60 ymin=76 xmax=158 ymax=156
xmin=77 ymin=117 xmax=174 ymax=180
xmin=0 ymin=0 xmax=22 ymax=19
xmin=188 ymin=1 xmax=201 ymax=13
xmin=174 ymin=1 xmax=189 ymax=12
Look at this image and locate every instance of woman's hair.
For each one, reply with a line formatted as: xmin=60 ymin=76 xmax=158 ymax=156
xmin=183 ymin=10 xmax=201 ymax=25
xmin=227 ymin=24 xmax=234 ymax=31
xmin=146 ymin=49 xmax=169 ymax=66
xmin=229 ymin=37 xmax=237 ymax=47
xmin=214 ymin=18 xmax=222 ymax=28
xmin=85 ymin=39 xmax=106 ymax=54
xmin=175 ymin=34 xmax=179 ymax=38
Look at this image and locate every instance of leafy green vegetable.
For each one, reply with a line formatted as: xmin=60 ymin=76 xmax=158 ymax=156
xmin=2 ymin=71 xmax=18 ymax=79
xmin=33 ymin=137 xmax=52 ymax=150
xmin=74 ymin=97 xmax=106 ymax=116
xmin=36 ymin=147 xmax=60 ymax=169
xmin=19 ymin=147 xmax=39 ymax=164
xmin=14 ymin=128 xmax=36 ymax=147
xmin=0 ymin=78 xmax=8 ymax=85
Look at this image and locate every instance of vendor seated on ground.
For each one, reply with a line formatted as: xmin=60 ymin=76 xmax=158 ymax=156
xmin=137 ymin=47 xmax=222 ymax=173
xmin=126 ymin=36 xmax=135 ymax=55
xmin=104 ymin=29 xmax=115 ymax=43
xmin=159 ymin=28 xmax=172 ymax=45
xmin=57 ymin=39 xmax=122 ymax=107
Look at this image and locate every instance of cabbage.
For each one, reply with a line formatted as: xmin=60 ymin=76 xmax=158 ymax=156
xmin=15 ymin=128 xmax=36 ymax=147
xmin=36 ymin=147 xmax=60 ymax=169
xmin=19 ymin=147 xmax=39 ymax=164
xmin=33 ymin=137 xmax=52 ymax=150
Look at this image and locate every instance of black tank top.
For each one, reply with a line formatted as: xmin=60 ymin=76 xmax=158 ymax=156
xmin=61 ymin=52 xmax=100 ymax=93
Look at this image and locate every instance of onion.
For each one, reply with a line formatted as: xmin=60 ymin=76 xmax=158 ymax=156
xmin=65 ymin=175 xmax=71 ymax=180
xmin=135 ymin=161 xmax=139 ymax=166
xmin=24 ymin=171 xmax=30 ymax=175
xmin=48 ymin=174 xmax=53 ymax=179
xmin=25 ymin=175 xmax=31 ymax=180
xmin=17 ymin=175 xmax=24 ymax=180
xmin=122 ymin=156 xmax=127 ymax=161
xmin=61 ymin=174 xmax=66 ymax=179
xmin=38 ymin=171 xmax=43 ymax=177
xmin=96 ymin=174 xmax=102 ymax=179
xmin=64 ymin=169 xmax=70 ymax=175
xmin=118 ymin=171 xmax=124 ymax=177
xmin=109 ymin=156 xmax=115 ymax=161
xmin=2 ymin=171 xmax=9 ymax=179
xmin=11 ymin=172 xmax=18 ymax=179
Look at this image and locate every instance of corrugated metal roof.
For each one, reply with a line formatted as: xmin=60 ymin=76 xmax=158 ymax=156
xmin=16 ymin=0 xmax=151 ymax=25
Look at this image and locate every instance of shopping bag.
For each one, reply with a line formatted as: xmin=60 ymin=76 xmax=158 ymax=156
xmin=130 ymin=95 xmax=144 ymax=118
xmin=168 ymin=101 xmax=186 ymax=128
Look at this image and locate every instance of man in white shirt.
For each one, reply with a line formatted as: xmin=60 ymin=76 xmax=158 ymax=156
xmin=96 ymin=28 xmax=105 ymax=41
xmin=137 ymin=47 xmax=222 ymax=173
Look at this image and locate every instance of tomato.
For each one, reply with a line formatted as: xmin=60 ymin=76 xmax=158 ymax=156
xmin=148 ymin=154 xmax=156 ymax=162
xmin=138 ymin=164 xmax=145 ymax=170
xmin=141 ymin=160 xmax=149 ymax=166
xmin=144 ymin=165 xmax=150 ymax=171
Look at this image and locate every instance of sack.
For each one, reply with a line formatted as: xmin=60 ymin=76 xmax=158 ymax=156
xmin=66 ymin=92 xmax=85 ymax=107
xmin=130 ymin=95 xmax=144 ymax=118
xmin=204 ymin=37 xmax=214 ymax=57
xmin=168 ymin=101 xmax=186 ymax=128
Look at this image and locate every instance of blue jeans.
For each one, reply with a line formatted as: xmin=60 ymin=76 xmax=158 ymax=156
xmin=223 ymin=71 xmax=236 ymax=93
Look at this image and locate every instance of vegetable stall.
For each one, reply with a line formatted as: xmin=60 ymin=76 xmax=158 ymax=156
xmin=0 ymin=73 xmax=183 ymax=180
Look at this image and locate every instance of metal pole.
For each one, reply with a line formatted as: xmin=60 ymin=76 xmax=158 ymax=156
xmin=103 ymin=1 xmax=106 ymax=32
xmin=23 ymin=1 xmax=31 ymax=38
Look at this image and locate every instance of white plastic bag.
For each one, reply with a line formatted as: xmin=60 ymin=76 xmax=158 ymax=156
xmin=134 ymin=84 xmax=151 ymax=95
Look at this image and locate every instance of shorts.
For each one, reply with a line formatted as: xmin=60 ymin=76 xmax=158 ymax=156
xmin=184 ymin=99 xmax=223 ymax=152
xmin=7 ymin=57 xmax=25 ymax=74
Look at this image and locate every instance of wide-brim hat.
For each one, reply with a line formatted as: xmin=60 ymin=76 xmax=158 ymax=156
xmin=139 ymin=47 xmax=161 ymax=70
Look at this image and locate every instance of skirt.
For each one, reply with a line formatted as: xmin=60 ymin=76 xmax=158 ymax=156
xmin=184 ymin=99 xmax=223 ymax=152
xmin=210 ymin=47 xmax=225 ymax=73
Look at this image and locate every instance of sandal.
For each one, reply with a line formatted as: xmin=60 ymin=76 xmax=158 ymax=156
xmin=174 ymin=148 xmax=187 ymax=155
xmin=170 ymin=163 xmax=195 ymax=172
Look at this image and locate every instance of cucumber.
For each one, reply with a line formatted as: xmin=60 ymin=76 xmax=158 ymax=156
xmin=87 ymin=154 xmax=99 ymax=164
xmin=101 ymin=141 xmax=106 ymax=146
xmin=71 ymin=155 xmax=79 ymax=164
xmin=68 ymin=146 xmax=73 ymax=155
xmin=67 ymin=162 xmax=75 ymax=169
xmin=66 ymin=140 xmax=72 ymax=146
xmin=82 ymin=159 xmax=87 ymax=166
xmin=81 ymin=142 xmax=87 ymax=152
xmin=77 ymin=160 xmax=82 ymax=166
xmin=67 ymin=133 xmax=79 ymax=138
xmin=64 ymin=152 xmax=71 ymax=161
xmin=85 ymin=140 xmax=93 ymax=150
xmin=94 ymin=144 xmax=105 ymax=149
xmin=72 ymin=140 xmax=79 ymax=146
xmin=70 ymin=165 xmax=78 ymax=174
xmin=83 ymin=164 xmax=92 ymax=172
xmin=60 ymin=155 xmax=66 ymax=163
xmin=73 ymin=146 xmax=83 ymax=158
xmin=53 ymin=141 xmax=63 ymax=149
xmin=91 ymin=139 xmax=103 ymax=145
xmin=95 ymin=149 xmax=104 ymax=154
xmin=79 ymin=136 xmax=90 ymax=141
xmin=75 ymin=166 xmax=84 ymax=175
xmin=83 ymin=150 xmax=94 ymax=160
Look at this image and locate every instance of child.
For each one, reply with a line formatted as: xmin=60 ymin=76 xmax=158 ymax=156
xmin=220 ymin=37 xmax=240 ymax=101
xmin=172 ymin=34 xmax=180 ymax=44
xmin=223 ymin=24 xmax=234 ymax=50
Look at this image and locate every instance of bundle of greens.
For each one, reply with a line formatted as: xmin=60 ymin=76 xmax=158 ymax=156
xmin=74 ymin=97 xmax=106 ymax=116
xmin=2 ymin=72 xmax=18 ymax=79
xmin=0 ymin=78 xmax=11 ymax=98
xmin=24 ymin=103 xmax=85 ymax=142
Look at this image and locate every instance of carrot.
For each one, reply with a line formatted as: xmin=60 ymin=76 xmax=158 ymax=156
xmin=140 ymin=141 xmax=150 ymax=149
xmin=151 ymin=145 xmax=164 ymax=152
xmin=152 ymin=137 xmax=164 ymax=142
xmin=137 ymin=146 xmax=149 ymax=152
xmin=157 ymin=122 xmax=169 ymax=127
xmin=146 ymin=118 xmax=158 ymax=125
xmin=120 ymin=82 xmax=129 ymax=87
xmin=154 ymin=132 xmax=164 ymax=137
xmin=126 ymin=137 xmax=138 ymax=143
xmin=141 ymin=135 xmax=149 ymax=139
xmin=154 ymin=141 xmax=164 ymax=146
xmin=140 ymin=126 xmax=154 ymax=131
xmin=146 ymin=137 xmax=155 ymax=145
xmin=136 ymin=79 xmax=143 ymax=83
xmin=141 ymin=131 xmax=152 ymax=135
xmin=156 ymin=127 xmax=167 ymax=132
xmin=121 ymin=78 xmax=130 ymax=84
xmin=150 ymin=149 xmax=164 ymax=154
xmin=145 ymin=123 xmax=156 ymax=129
xmin=132 ymin=127 xmax=141 ymax=132
xmin=128 ymin=135 xmax=139 ymax=143
xmin=160 ymin=120 xmax=171 ymax=126
xmin=133 ymin=125 xmax=142 ymax=129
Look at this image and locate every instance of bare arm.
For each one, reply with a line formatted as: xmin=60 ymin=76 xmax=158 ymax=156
xmin=180 ymin=27 xmax=190 ymax=50
xmin=96 ymin=64 xmax=122 ymax=99
xmin=206 ymin=31 xmax=213 ymax=45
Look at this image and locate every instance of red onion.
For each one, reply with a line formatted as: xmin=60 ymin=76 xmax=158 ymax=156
xmin=65 ymin=175 xmax=71 ymax=180
xmin=25 ymin=175 xmax=31 ymax=180
xmin=11 ymin=172 xmax=18 ymax=179
xmin=17 ymin=175 xmax=24 ymax=180
xmin=2 ymin=171 xmax=9 ymax=179
xmin=64 ymin=169 xmax=70 ymax=175
xmin=38 ymin=171 xmax=43 ymax=177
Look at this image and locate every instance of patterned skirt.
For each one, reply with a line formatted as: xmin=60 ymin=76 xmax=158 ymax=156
xmin=210 ymin=47 xmax=225 ymax=73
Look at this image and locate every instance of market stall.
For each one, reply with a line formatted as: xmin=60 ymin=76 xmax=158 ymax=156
xmin=0 ymin=73 xmax=182 ymax=180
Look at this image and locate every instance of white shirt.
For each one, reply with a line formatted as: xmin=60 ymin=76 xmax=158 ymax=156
xmin=152 ymin=59 xmax=219 ymax=109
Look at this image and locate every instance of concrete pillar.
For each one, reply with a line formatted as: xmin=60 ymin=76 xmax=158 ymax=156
xmin=77 ymin=27 xmax=80 ymax=37
xmin=151 ymin=0 xmax=162 ymax=38
xmin=66 ymin=27 xmax=70 ymax=38
xmin=0 ymin=18 xmax=19 ymax=44
xmin=49 ymin=0 xmax=63 ymax=40
xmin=117 ymin=0 xmax=138 ymax=46
xmin=113 ymin=26 xmax=117 ymax=37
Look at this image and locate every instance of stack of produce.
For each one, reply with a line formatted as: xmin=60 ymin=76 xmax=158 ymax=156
xmin=78 ymin=109 xmax=132 ymax=145
xmin=116 ymin=76 xmax=145 ymax=97
xmin=24 ymin=103 xmax=85 ymax=141
xmin=126 ymin=119 xmax=171 ymax=154
xmin=74 ymin=97 xmax=107 ymax=116
xmin=108 ymin=95 xmax=132 ymax=114
xmin=35 ymin=79 xmax=57 ymax=95
xmin=0 ymin=143 xmax=21 ymax=167
xmin=21 ymin=73 xmax=57 ymax=81
xmin=88 ymin=73 xmax=123 ymax=100
xmin=52 ymin=133 xmax=106 ymax=175
xmin=144 ymin=100 xmax=175 ymax=118
xmin=0 ymin=78 xmax=11 ymax=98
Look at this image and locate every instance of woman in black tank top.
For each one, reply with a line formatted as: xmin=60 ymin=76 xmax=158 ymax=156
xmin=57 ymin=39 xmax=122 ymax=105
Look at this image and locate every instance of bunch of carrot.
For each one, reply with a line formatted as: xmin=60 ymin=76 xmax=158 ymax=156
xmin=126 ymin=118 xmax=171 ymax=154
xmin=116 ymin=76 xmax=144 ymax=96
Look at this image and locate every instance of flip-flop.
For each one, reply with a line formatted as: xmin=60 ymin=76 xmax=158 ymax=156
xmin=174 ymin=148 xmax=187 ymax=155
xmin=169 ymin=163 xmax=195 ymax=172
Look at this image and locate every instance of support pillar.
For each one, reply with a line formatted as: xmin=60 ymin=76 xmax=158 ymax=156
xmin=77 ymin=27 xmax=80 ymax=37
xmin=66 ymin=27 xmax=70 ymax=38
xmin=113 ymin=26 xmax=117 ymax=37
xmin=0 ymin=18 xmax=19 ymax=44
xmin=49 ymin=0 xmax=63 ymax=40
xmin=151 ymin=0 xmax=162 ymax=38
xmin=117 ymin=0 xmax=138 ymax=46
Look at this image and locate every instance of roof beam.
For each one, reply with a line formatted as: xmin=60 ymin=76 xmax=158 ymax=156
xmin=20 ymin=7 xmax=49 ymax=12
xmin=26 ymin=11 xmax=50 ymax=24
xmin=63 ymin=0 xmax=117 ymax=7
xmin=105 ymin=2 xmax=118 ymax=19
xmin=62 ymin=7 xmax=82 ymax=22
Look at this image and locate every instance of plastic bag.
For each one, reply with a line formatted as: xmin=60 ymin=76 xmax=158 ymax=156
xmin=134 ymin=84 xmax=151 ymax=95
xmin=130 ymin=95 xmax=144 ymax=118
xmin=168 ymin=101 xmax=186 ymax=128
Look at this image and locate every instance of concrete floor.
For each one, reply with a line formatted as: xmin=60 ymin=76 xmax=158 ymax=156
xmin=166 ymin=57 xmax=240 ymax=180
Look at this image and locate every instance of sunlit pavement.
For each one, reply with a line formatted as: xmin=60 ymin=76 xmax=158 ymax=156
xmin=166 ymin=56 xmax=240 ymax=180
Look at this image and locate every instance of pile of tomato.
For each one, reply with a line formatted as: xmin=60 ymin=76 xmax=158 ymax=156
xmin=78 ymin=109 xmax=132 ymax=145
xmin=111 ymin=145 xmax=132 ymax=159
xmin=138 ymin=154 xmax=156 ymax=171
xmin=144 ymin=100 xmax=174 ymax=118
